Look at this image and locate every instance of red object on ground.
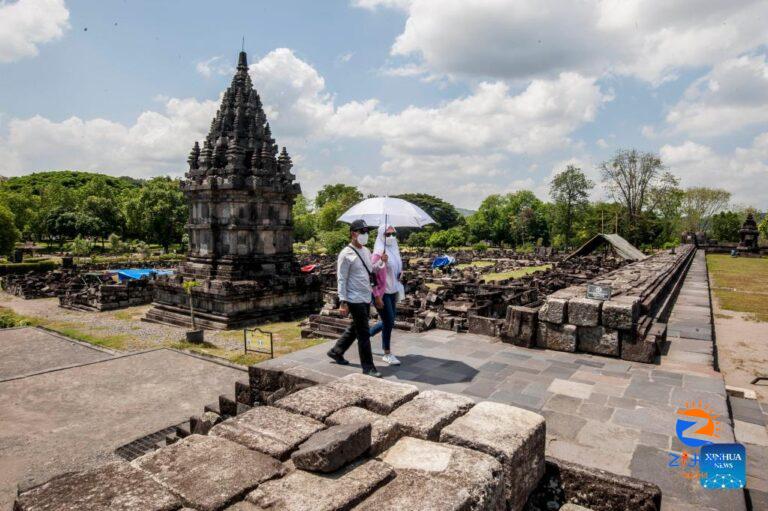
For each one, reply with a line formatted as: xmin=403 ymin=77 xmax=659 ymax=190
xmin=301 ymin=264 xmax=317 ymax=273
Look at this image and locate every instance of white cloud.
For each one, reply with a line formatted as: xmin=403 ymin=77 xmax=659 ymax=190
xmin=351 ymin=0 xmax=412 ymax=11
xmin=666 ymin=54 xmax=768 ymax=137
xmin=596 ymin=138 xmax=609 ymax=148
xmin=661 ymin=135 xmax=768 ymax=207
xmin=248 ymin=48 xmax=334 ymax=139
xmin=336 ymin=52 xmax=354 ymax=64
xmin=385 ymin=0 xmax=768 ymax=84
xmin=195 ymin=56 xmax=232 ymax=78
xmin=0 ymin=0 xmax=69 ymax=63
xmin=0 ymin=97 xmax=218 ymax=177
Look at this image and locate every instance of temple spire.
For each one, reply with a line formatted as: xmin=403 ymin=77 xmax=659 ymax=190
xmin=237 ymin=50 xmax=247 ymax=71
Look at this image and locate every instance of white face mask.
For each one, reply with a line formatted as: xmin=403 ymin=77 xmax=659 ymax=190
xmin=356 ymin=232 xmax=369 ymax=245
xmin=385 ymin=236 xmax=396 ymax=246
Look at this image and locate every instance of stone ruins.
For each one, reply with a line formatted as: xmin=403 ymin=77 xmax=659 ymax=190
xmin=15 ymin=369 xmax=662 ymax=511
xmin=144 ymin=51 xmax=322 ymax=329
xmin=737 ymin=212 xmax=760 ymax=253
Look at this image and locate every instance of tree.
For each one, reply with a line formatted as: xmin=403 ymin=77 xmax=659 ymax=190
xmin=292 ymin=194 xmax=316 ymax=242
xmin=680 ymin=187 xmax=731 ymax=233
xmin=549 ymin=165 xmax=593 ymax=247
xmin=132 ymin=178 xmax=187 ymax=252
xmin=314 ymin=184 xmax=364 ymax=232
xmin=600 ymin=149 xmax=671 ymax=244
xmin=467 ymin=191 xmax=549 ymax=247
xmin=393 ymin=193 xmax=462 ymax=230
xmin=427 ymin=226 xmax=467 ymax=249
xmin=314 ymin=184 xmax=363 ymax=210
xmin=0 ymin=205 xmax=20 ymax=256
xmin=711 ymin=211 xmax=742 ymax=242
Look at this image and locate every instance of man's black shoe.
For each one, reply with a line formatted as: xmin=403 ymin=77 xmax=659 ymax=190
xmin=327 ymin=350 xmax=350 ymax=365
xmin=363 ymin=369 xmax=382 ymax=378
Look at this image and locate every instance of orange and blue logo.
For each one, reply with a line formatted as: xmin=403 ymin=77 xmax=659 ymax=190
xmin=667 ymin=399 xmax=746 ymax=490
xmin=675 ymin=400 xmax=722 ymax=447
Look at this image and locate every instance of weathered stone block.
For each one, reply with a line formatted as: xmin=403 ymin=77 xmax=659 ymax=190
xmin=539 ymin=322 xmax=577 ymax=352
xmin=577 ymin=326 xmax=620 ymax=357
xmin=190 ymin=410 xmax=222 ymax=435
xmin=334 ymin=373 xmax=419 ymax=414
xmin=246 ymin=459 xmax=394 ymax=510
xmin=274 ymin=381 xmax=362 ymax=420
xmin=209 ymin=405 xmax=325 ymax=460
xmin=502 ymin=305 xmax=538 ymax=348
xmin=440 ymin=401 xmax=546 ymax=511
xmin=14 ymin=461 xmax=180 ymax=511
xmin=356 ymin=437 xmax=504 ymax=511
xmin=560 ymin=504 xmax=594 ymax=511
xmin=327 ymin=406 xmax=403 ymax=456
xmin=602 ymin=297 xmax=639 ymax=330
xmin=620 ymin=333 xmax=657 ymax=363
xmin=539 ymin=297 xmax=567 ymax=324
xmin=467 ymin=315 xmax=503 ymax=337
xmin=291 ymin=422 xmax=371 ymax=473
xmin=388 ymin=389 xmax=474 ymax=440
xmin=132 ymin=434 xmax=285 ymax=511
xmin=567 ymin=297 xmax=601 ymax=327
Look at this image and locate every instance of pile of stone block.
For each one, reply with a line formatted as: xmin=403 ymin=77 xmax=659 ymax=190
xmin=59 ymin=277 xmax=156 ymax=311
xmin=0 ymin=269 xmax=81 ymax=299
xmin=16 ymin=373 xmax=548 ymax=511
xmin=300 ymin=250 xmax=625 ymax=339
xmin=509 ymin=245 xmax=695 ymax=363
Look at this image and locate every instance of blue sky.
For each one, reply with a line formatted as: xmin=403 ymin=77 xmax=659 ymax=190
xmin=1 ymin=0 xmax=766 ymax=209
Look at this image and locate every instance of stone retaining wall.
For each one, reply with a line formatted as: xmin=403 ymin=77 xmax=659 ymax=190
xmin=505 ymin=245 xmax=695 ymax=363
xmin=59 ymin=278 xmax=155 ymax=311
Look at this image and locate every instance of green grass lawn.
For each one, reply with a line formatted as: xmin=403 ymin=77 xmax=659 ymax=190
xmin=455 ymin=260 xmax=495 ymax=270
xmin=707 ymin=254 xmax=768 ymax=322
xmin=483 ymin=264 xmax=552 ymax=282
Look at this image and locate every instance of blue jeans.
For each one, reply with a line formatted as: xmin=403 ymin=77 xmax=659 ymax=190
xmin=370 ymin=292 xmax=397 ymax=352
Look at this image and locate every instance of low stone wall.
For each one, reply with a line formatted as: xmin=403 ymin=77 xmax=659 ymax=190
xmin=59 ymin=278 xmax=155 ymax=311
xmin=0 ymin=270 xmax=81 ymax=299
xmin=506 ymin=245 xmax=695 ymax=362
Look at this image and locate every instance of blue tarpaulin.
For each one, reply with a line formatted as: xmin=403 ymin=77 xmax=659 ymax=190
xmin=110 ymin=268 xmax=173 ymax=282
xmin=431 ymin=255 xmax=456 ymax=269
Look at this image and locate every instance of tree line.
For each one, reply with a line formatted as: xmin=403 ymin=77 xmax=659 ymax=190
xmin=0 ymin=149 xmax=766 ymax=257
xmin=0 ymin=171 xmax=186 ymax=255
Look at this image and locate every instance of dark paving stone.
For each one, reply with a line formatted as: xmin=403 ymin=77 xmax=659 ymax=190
xmin=467 ymin=350 xmax=494 ymax=359
xmin=463 ymin=379 xmax=499 ymax=398
xmin=586 ymin=392 xmax=609 ymax=405
xmin=506 ymin=365 xmax=540 ymax=375
xmin=748 ymin=490 xmax=768 ymax=511
xmin=613 ymin=406 xmax=676 ymax=436
xmin=540 ymin=365 xmax=577 ymax=379
xmin=623 ymin=380 xmax=672 ymax=405
xmin=574 ymin=359 xmax=605 ymax=368
xmin=576 ymin=402 xmax=614 ymax=422
xmin=541 ymin=410 xmax=586 ymax=440
xmin=639 ymin=431 xmax=670 ymax=450
xmin=496 ymin=351 xmax=531 ymax=362
xmin=730 ymin=397 xmax=767 ymax=426
xmin=477 ymin=361 xmax=509 ymax=374
xmin=522 ymin=381 xmax=552 ymax=399
xmin=491 ymin=390 xmax=545 ymax=412
xmin=543 ymin=394 xmax=582 ymax=415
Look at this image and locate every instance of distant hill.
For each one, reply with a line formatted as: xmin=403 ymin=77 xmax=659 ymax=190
xmin=0 ymin=171 xmax=142 ymax=195
xmin=457 ymin=207 xmax=476 ymax=217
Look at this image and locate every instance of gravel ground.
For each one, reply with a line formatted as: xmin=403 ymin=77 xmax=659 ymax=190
xmin=0 ymin=292 xmax=258 ymax=352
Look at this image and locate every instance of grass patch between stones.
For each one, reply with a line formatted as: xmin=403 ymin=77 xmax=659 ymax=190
xmin=483 ymin=264 xmax=553 ymax=282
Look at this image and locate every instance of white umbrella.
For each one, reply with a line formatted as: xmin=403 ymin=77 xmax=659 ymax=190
xmin=337 ymin=196 xmax=435 ymax=228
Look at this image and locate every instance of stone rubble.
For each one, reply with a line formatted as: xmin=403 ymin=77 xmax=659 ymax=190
xmin=16 ymin=371 xmax=662 ymax=511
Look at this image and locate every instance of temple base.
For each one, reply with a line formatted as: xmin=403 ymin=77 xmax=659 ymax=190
xmin=143 ymin=275 xmax=323 ymax=330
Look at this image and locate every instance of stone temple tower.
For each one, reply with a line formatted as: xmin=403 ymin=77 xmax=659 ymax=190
xmin=145 ymin=51 xmax=322 ymax=329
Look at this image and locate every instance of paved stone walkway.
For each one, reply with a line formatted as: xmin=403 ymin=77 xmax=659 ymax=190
xmin=267 ymin=250 xmax=746 ymax=510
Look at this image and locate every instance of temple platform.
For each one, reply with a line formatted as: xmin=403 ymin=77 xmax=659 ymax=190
xmin=253 ymin=250 xmax=745 ymax=510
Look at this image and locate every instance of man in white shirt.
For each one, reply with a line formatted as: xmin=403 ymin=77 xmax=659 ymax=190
xmin=327 ymin=219 xmax=383 ymax=377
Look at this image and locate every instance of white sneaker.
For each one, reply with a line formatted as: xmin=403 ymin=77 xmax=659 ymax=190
xmin=382 ymin=354 xmax=401 ymax=365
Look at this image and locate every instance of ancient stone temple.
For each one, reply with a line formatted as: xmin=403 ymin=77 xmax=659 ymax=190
xmin=145 ymin=51 xmax=322 ymax=329
xmin=737 ymin=212 xmax=760 ymax=252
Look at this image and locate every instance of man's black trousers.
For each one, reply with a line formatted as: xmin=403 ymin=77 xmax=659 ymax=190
xmin=330 ymin=302 xmax=376 ymax=372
